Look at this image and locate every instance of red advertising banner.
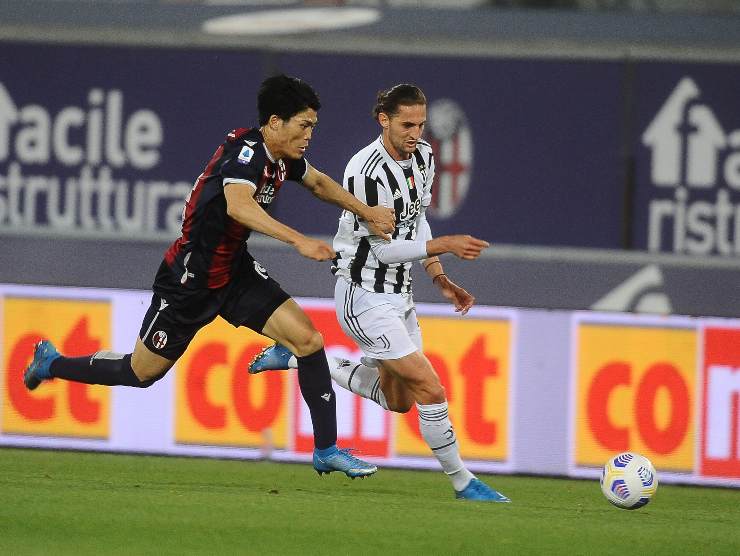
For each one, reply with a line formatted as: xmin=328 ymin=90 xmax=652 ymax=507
xmin=701 ymin=326 xmax=740 ymax=479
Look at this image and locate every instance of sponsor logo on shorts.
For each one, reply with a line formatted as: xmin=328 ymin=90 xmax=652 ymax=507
xmin=321 ymin=392 xmax=332 ymax=402
xmin=152 ymin=330 xmax=168 ymax=349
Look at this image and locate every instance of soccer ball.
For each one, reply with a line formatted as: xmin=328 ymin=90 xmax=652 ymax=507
xmin=600 ymin=452 xmax=658 ymax=509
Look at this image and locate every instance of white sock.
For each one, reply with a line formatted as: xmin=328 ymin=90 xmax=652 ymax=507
xmin=417 ymin=401 xmax=475 ymax=491
xmin=329 ymin=357 xmax=388 ymax=410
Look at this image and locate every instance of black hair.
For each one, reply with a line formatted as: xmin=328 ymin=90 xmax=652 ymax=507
xmin=257 ymin=74 xmax=321 ymax=126
xmin=372 ymin=84 xmax=426 ymax=120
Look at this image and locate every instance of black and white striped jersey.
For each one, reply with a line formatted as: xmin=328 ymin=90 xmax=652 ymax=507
xmin=332 ymin=135 xmax=435 ymax=294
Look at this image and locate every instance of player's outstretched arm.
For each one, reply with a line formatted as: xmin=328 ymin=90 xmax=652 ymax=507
xmin=302 ymin=165 xmax=395 ymax=240
xmin=369 ymin=234 xmax=489 ymax=265
xmin=224 ymin=184 xmax=333 ymax=261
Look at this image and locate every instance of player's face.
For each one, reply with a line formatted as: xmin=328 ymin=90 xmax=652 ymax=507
xmin=270 ymin=108 xmax=318 ymax=159
xmin=380 ymin=103 xmax=426 ymax=161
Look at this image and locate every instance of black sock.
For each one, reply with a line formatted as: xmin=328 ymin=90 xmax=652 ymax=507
xmin=50 ymin=352 xmax=159 ymax=387
xmin=296 ymin=348 xmax=337 ymax=450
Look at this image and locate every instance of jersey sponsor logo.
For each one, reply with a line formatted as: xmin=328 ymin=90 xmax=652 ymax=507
xmin=642 ymin=77 xmax=740 ymax=256
xmin=255 ymin=186 xmax=275 ymax=205
xmin=152 ymin=330 xmax=168 ymax=349
xmin=399 ymin=198 xmax=422 ymax=222
xmin=427 ymin=98 xmax=473 ymax=219
xmin=237 ymin=146 xmax=255 ymax=164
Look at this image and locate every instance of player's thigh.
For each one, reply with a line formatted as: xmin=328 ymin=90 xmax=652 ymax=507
xmin=137 ymin=284 xmax=220 ymax=380
xmin=260 ymin=298 xmax=323 ymax=356
xmin=220 ymin=253 xmax=321 ymax=355
xmin=334 ymin=279 xmax=417 ymax=361
xmin=131 ymin=338 xmax=175 ymax=381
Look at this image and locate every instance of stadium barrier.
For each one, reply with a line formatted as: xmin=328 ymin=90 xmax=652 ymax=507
xmin=1 ymin=283 xmax=738 ymax=488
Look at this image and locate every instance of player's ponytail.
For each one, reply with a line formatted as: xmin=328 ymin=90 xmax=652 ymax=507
xmin=372 ymin=84 xmax=426 ymax=121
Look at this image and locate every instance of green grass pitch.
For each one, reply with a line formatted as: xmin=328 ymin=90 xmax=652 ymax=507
xmin=1 ymin=448 xmax=739 ymax=555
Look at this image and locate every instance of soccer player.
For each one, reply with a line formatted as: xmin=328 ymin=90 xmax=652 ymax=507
xmin=23 ymin=74 xmax=397 ymax=479
xmin=250 ymin=84 xmax=510 ymax=502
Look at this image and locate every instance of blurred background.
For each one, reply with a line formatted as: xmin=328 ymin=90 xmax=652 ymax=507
xmin=1 ymin=0 xmax=739 ymax=313
xmin=1 ymin=1 xmax=739 ymax=486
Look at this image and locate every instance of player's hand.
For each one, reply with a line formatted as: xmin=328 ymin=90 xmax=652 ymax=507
xmin=364 ymin=205 xmax=396 ymax=240
xmin=443 ymin=235 xmax=489 ymax=260
xmin=295 ymin=237 xmax=334 ymax=261
xmin=436 ymin=276 xmax=475 ymax=315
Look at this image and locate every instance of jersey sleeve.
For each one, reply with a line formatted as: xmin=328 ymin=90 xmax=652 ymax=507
xmin=422 ymin=150 xmax=435 ymax=208
xmin=220 ymin=144 xmax=261 ymax=191
xmin=286 ymin=157 xmax=309 ymax=182
xmin=368 ymin=236 xmax=428 ymax=265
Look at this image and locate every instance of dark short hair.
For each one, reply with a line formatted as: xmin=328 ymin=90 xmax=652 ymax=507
xmin=257 ymin=74 xmax=321 ymax=126
xmin=372 ymin=84 xmax=426 ymax=120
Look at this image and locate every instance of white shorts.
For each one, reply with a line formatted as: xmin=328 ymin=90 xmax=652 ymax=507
xmin=335 ymin=278 xmax=422 ymax=361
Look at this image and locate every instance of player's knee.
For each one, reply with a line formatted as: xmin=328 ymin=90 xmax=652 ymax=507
xmin=131 ymin=362 xmax=172 ymax=387
xmin=387 ymin=400 xmax=414 ymax=414
xmin=292 ymin=329 xmax=324 ymax=357
xmin=425 ymin=382 xmax=446 ymax=403
xmin=413 ymin=377 xmax=445 ymax=404
xmin=135 ymin=371 xmax=167 ymax=388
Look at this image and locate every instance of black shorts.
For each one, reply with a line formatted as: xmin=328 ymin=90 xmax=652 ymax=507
xmin=138 ymin=252 xmax=291 ymax=360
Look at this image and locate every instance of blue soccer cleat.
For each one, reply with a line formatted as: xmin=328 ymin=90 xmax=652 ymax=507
xmin=455 ymin=478 xmax=511 ymax=502
xmin=23 ymin=340 xmax=60 ymax=391
xmin=313 ymin=446 xmax=378 ymax=479
xmin=249 ymin=343 xmax=295 ymax=374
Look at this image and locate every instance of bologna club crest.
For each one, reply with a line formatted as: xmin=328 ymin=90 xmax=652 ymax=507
xmin=427 ymin=99 xmax=473 ymax=218
xmin=152 ymin=330 xmax=168 ymax=349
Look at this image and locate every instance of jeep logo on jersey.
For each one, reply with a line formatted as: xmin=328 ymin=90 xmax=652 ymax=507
xmin=426 ymin=99 xmax=473 ymax=219
xmin=152 ymin=330 xmax=168 ymax=349
xmin=642 ymin=77 xmax=740 ymax=256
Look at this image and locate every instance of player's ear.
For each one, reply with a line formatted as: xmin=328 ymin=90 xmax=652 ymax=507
xmin=268 ymin=114 xmax=282 ymax=130
xmin=378 ymin=112 xmax=390 ymax=130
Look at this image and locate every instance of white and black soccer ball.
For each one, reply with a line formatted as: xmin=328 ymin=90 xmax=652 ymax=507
xmin=600 ymin=452 xmax=658 ymax=510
